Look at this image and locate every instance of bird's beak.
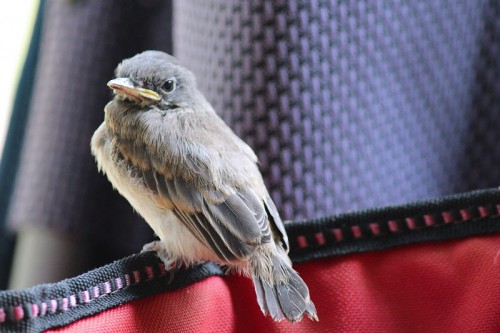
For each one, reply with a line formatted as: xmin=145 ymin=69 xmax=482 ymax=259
xmin=107 ymin=77 xmax=161 ymax=101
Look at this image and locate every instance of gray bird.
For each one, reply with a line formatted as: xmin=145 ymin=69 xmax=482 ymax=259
xmin=91 ymin=50 xmax=318 ymax=322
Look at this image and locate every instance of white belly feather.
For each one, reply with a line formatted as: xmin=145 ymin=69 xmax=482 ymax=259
xmin=91 ymin=122 xmax=217 ymax=264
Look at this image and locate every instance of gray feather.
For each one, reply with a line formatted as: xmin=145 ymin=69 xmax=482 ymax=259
xmin=253 ymin=276 xmax=269 ymax=315
xmin=173 ymin=178 xmax=203 ymax=208
xmin=201 ymin=203 xmax=257 ymax=260
xmin=138 ymin=164 xmax=262 ymax=261
xmin=206 ymin=192 xmax=263 ymax=244
xmin=190 ymin=212 xmax=238 ymax=261
xmin=252 ymin=252 xmax=318 ymax=322
xmin=237 ymin=189 xmax=271 ymax=242
xmin=153 ymin=171 xmax=172 ymax=203
xmin=142 ymin=169 xmax=158 ymax=194
xmin=256 ymin=277 xmax=285 ymax=321
xmin=265 ymin=197 xmax=289 ymax=252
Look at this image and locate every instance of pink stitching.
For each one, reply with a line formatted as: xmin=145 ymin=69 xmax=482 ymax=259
xmin=49 ymin=300 xmax=57 ymax=314
xmin=478 ymin=206 xmax=489 ymax=217
xmin=61 ymin=298 xmax=68 ymax=312
xmin=406 ymin=217 xmax=417 ymax=229
xmin=125 ymin=274 xmax=131 ymax=286
xmin=115 ymin=277 xmax=123 ymax=290
xmin=159 ymin=263 xmax=166 ymax=275
xmin=314 ymin=232 xmax=326 ymax=245
xmin=92 ymin=286 xmax=100 ymax=299
xmin=292 ymin=201 xmax=500 ymax=250
xmin=351 ymin=225 xmax=362 ymax=238
xmin=2 ymin=266 xmax=167 ymax=324
xmin=423 ymin=214 xmax=435 ymax=226
xmin=13 ymin=306 xmax=24 ymax=320
xmin=297 ymin=235 xmax=308 ymax=248
xmin=40 ymin=302 xmax=47 ymax=316
xmin=442 ymin=211 xmax=453 ymax=223
xmin=460 ymin=209 xmax=471 ymax=221
xmin=12 ymin=266 xmax=166 ymax=323
xmin=145 ymin=266 xmax=154 ymax=280
xmin=69 ymin=295 xmax=77 ymax=308
xmin=388 ymin=220 xmax=399 ymax=232
xmin=1 ymin=263 xmax=171 ymax=324
xmin=82 ymin=291 xmax=90 ymax=303
xmin=31 ymin=304 xmax=39 ymax=318
xmin=133 ymin=270 xmax=141 ymax=284
xmin=103 ymin=281 xmax=112 ymax=294
xmin=369 ymin=223 xmax=381 ymax=235
xmin=332 ymin=228 xmax=343 ymax=241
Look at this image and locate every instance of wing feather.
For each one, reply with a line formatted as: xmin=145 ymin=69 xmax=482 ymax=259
xmin=115 ymin=124 xmax=278 ymax=263
xmin=205 ymin=192 xmax=263 ymax=244
xmin=264 ymin=197 xmax=289 ymax=252
xmin=139 ymin=164 xmax=269 ymax=262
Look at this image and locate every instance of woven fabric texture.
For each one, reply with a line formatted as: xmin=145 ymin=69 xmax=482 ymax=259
xmin=175 ymin=0 xmax=500 ymax=220
xmin=42 ymin=235 xmax=500 ymax=333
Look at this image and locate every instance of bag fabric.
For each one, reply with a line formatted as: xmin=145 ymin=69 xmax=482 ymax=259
xmin=1 ymin=189 xmax=499 ymax=332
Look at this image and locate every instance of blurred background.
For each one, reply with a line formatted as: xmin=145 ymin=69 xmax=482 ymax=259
xmin=1 ymin=0 xmax=499 ymax=290
xmin=0 ymin=0 xmax=38 ymax=289
xmin=0 ymin=1 xmax=37 ymax=152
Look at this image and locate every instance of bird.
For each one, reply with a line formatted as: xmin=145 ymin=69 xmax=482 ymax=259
xmin=91 ymin=50 xmax=318 ymax=323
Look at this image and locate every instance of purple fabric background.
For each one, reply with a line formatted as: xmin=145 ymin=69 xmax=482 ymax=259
xmin=175 ymin=0 xmax=500 ymax=220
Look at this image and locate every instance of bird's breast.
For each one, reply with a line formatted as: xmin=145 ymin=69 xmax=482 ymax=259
xmin=91 ymin=121 xmax=217 ymax=264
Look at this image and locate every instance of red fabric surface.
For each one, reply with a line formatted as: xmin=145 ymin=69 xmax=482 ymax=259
xmin=47 ymin=235 xmax=500 ymax=333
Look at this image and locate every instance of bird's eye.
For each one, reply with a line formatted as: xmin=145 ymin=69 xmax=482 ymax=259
xmin=162 ymin=78 xmax=176 ymax=93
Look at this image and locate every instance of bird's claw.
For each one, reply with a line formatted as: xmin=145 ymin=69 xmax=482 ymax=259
xmin=142 ymin=240 xmax=178 ymax=275
xmin=141 ymin=240 xmax=164 ymax=253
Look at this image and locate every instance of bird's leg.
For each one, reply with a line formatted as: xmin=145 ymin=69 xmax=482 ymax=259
xmin=142 ymin=240 xmax=178 ymax=282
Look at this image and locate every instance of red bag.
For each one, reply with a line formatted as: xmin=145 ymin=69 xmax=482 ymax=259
xmin=1 ymin=189 xmax=499 ymax=332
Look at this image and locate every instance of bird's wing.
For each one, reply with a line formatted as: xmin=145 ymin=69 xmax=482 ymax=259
xmin=141 ymin=167 xmax=272 ymax=262
xmin=263 ymin=196 xmax=289 ymax=252
xmin=113 ymin=110 xmax=287 ymax=262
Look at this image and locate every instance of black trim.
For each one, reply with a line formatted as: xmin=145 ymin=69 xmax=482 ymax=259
xmin=0 ymin=255 xmax=223 ymax=333
xmin=1 ymin=188 xmax=499 ymax=332
xmin=287 ymin=188 xmax=500 ymax=262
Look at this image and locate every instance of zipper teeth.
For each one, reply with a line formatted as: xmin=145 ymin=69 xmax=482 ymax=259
xmin=291 ymin=204 xmax=500 ymax=250
xmin=0 ymin=263 xmax=167 ymax=324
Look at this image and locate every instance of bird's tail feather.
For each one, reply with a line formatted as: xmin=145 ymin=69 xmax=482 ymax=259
xmin=252 ymin=252 xmax=318 ymax=323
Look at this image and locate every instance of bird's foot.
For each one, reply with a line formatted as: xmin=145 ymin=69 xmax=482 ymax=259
xmin=142 ymin=240 xmax=178 ymax=276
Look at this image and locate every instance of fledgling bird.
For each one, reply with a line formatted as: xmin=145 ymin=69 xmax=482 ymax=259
xmin=91 ymin=51 xmax=317 ymax=322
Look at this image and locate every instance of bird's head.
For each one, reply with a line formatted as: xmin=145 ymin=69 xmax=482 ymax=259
xmin=108 ymin=50 xmax=197 ymax=110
